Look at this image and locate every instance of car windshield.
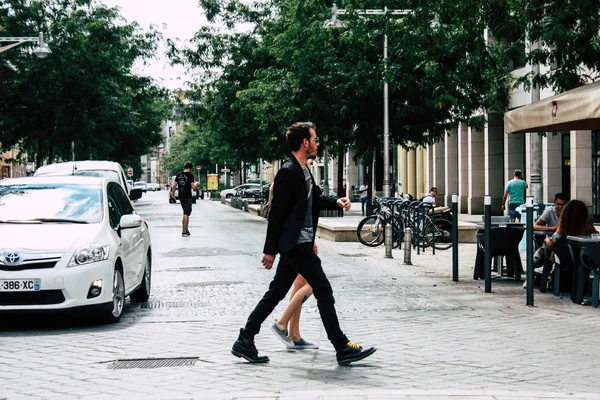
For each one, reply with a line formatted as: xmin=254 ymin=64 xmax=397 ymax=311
xmin=0 ymin=183 xmax=103 ymax=223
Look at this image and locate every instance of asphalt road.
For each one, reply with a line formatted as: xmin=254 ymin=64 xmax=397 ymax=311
xmin=1 ymin=191 xmax=600 ymax=400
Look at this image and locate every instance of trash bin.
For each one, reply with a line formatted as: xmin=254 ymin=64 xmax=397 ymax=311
xmin=517 ymin=203 xmax=554 ymax=251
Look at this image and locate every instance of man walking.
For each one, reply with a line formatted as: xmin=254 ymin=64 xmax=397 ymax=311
xmin=502 ymin=169 xmax=528 ymax=222
xmin=231 ymin=122 xmax=376 ymax=366
xmin=359 ymin=179 xmax=369 ymax=216
xmin=170 ymin=161 xmax=197 ymax=237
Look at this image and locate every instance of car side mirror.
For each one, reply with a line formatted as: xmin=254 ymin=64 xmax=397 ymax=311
xmin=119 ymin=214 xmax=143 ymax=229
xmin=129 ymin=188 xmax=142 ymax=201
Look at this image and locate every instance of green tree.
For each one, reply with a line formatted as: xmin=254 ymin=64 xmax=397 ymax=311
xmin=485 ymin=0 xmax=600 ymax=92
xmin=0 ymin=0 xmax=172 ymax=168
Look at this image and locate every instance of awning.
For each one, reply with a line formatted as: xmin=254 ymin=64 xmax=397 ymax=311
xmin=504 ymin=80 xmax=600 ymax=134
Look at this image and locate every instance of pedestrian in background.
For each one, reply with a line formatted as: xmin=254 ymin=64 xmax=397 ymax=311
xmin=502 ymin=169 xmax=528 ymax=222
xmin=231 ymin=121 xmax=376 ymax=366
xmin=170 ymin=161 xmax=197 ymax=237
xmin=422 ymin=187 xmax=437 ymax=206
xmin=359 ymin=179 xmax=369 ymax=216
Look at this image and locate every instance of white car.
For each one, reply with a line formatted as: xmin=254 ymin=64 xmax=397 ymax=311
xmin=220 ymin=183 xmax=260 ymax=199
xmin=0 ymin=176 xmax=152 ymax=323
xmin=147 ymin=183 xmax=161 ymax=192
xmin=134 ymin=181 xmax=147 ymax=192
xmin=34 ymin=161 xmax=143 ymax=202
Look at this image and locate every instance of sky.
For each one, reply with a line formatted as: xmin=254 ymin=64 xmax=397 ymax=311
xmin=101 ymin=0 xmax=208 ymax=90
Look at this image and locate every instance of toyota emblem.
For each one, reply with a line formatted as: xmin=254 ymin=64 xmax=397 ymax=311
xmin=4 ymin=252 xmax=22 ymax=265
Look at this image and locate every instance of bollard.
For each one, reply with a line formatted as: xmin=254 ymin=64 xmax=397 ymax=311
xmin=526 ymin=196 xmax=534 ymax=306
xmin=484 ymin=195 xmax=492 ymax=293
xmin=452 ymin=193 xmax=459 ymax=282
xmin=403 ymin=227 xmax=412 ymax=265
xmin=384 ymin=223 xmax=393 ymax=258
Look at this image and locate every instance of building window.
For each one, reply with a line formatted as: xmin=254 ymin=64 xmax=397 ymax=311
xmin=508 ymin=40 xmax=526 ymax=71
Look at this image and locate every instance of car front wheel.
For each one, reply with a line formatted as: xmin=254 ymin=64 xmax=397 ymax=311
xmin=102 ymin=268 xmax=125 ymax=323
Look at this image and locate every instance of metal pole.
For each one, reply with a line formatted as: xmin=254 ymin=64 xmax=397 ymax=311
xmin=382 ymin=33 xmax=390 ymax=198
xmin=385 ymin=222 xmax=393 ymax=258
xmin=452 ymin=193 xmax=459 ymax=282
xmin=484 ymin=195 xmax=492 ymax=293
xmin=526 ymin=196 xmax=534 ymax=306
xmin=403 ymin=227 xmax=412 ymax=265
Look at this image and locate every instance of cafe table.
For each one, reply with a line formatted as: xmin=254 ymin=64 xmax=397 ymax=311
xmin=566 ymin=235 xmax=600 ymax=304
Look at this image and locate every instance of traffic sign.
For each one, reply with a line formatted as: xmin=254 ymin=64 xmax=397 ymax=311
xmin=221 ymin=168 xmax=230 ymax=172
xmin=196 ymin=166 xmax=201 ymax=171
xmin=127 ymin=168 xmax=133 ymax=177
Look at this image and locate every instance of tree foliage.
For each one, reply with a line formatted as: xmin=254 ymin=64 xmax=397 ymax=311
xmin=172 ymin=0 xmax=599 ymax=184
xmin=0 ymin=0 xmax=172 ymax=168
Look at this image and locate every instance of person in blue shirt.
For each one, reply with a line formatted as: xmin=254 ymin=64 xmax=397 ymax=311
xmin=501 ymin=169 xmax=528 ymax=222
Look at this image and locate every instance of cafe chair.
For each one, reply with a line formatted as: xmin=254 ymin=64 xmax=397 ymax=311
xmin=474 ymin=226 xmax=525 ymax=281
xmin=580 ymin=242 xmax=600 ymax=308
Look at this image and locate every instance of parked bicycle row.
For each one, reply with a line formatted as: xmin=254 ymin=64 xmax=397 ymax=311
xmin=356 ymin=197 xmax=453 ymax=251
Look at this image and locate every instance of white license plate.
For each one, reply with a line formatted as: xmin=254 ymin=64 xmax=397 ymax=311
xmin=0 ymin=279 xmax=41 ymax=292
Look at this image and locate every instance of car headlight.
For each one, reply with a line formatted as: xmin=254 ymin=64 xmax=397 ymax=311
xmin=67 ymin=243 xmax=110 ymax=267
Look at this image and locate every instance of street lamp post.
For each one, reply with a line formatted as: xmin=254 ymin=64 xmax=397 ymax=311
xmin=324 ymin=4 xmax=409 ymax=198
xmin=0 ymin=32 xmax=51 ymax=58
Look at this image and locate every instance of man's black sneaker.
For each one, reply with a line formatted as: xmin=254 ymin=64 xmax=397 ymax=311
xmin=182 ymin=231 xmax=190 ymax=237
xmin=336 ymin=341 xmax=377 ymax=366
xmin=231 ymin=331 xmax=269 ymax=364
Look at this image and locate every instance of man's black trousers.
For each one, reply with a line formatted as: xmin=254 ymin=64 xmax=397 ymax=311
xmin=242 ymin=242 xmax=348 ymax=350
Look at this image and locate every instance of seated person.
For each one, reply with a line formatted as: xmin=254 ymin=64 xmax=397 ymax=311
xmin=532 ymin=193 xmax=568 ymax=269
xmin=421 ymin=187 xmax=437 ymax=206
xmin=538 ymin=200 xmax=597 ymax=291
xmin=534 ymin=193 xmax=568 ymax=233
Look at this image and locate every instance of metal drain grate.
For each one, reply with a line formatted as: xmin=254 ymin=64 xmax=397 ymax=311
xmin=108 ymin=357 xmax=199 ymax=369
xmin=141 ymin=301 xmax=206 ymax=309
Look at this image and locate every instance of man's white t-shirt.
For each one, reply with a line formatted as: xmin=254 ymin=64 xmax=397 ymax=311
xmin=422 ymin=194 xmax=435 ymax=204
xmin=359 ymin=184 xmax=368 ymax=199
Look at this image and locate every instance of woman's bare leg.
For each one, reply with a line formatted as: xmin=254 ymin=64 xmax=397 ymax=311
xmin=276 ymin=275 xmax=312 ymax=340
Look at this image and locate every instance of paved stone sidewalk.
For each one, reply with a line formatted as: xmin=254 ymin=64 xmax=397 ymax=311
xmin=1 ymin=195 xmax=600 ymax=400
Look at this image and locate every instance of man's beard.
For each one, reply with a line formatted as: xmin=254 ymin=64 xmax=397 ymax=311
xmin=308 ymin=152 xmax=317 ymax=160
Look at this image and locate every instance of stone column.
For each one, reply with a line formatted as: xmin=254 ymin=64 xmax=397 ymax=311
xmin=399 ymin=147 xmax=408 ymax=195
xmin=468 ymin=125 xmax=485 ymax=214
xmin=571 ymin=130 xmax=593 ymax=208
xmin=504 ymin=132 xmax=526 ymax=212
xmin=433 ymin=141 xmax=446 ymax=206
xmin=486 ymin=113 xmax=505 ymax=214
xmin=416 ymin=147 xmax=424 ymax=198
xmin=444 ymin=127 xmax=459 ymax=207
xmin=407 ymin=148 xmax=416 ymax=198
xmin=543 ymin=133 xmax=563 ymax=203
xmin=458 ymin=122 xmax=469 ymax=213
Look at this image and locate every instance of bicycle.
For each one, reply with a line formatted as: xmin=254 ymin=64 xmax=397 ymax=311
xmin=417 ymin=204 xmax=453 ymax=250
xmin=356 ymin=198 xmax=403 ymax=248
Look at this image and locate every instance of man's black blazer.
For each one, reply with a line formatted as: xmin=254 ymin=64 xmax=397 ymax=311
xmin=263 ymin=156 xmax=340 ymax=255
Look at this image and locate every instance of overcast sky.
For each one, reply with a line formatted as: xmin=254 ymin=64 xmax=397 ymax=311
xmin=101 ymin=0 xmax=207 ymax=90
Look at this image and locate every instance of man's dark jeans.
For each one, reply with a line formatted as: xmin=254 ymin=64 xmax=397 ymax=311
xmin=242 ymin=242 xmax=348 ymax=350
xmin=361 ymin=197 xmax=367 ymax=216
